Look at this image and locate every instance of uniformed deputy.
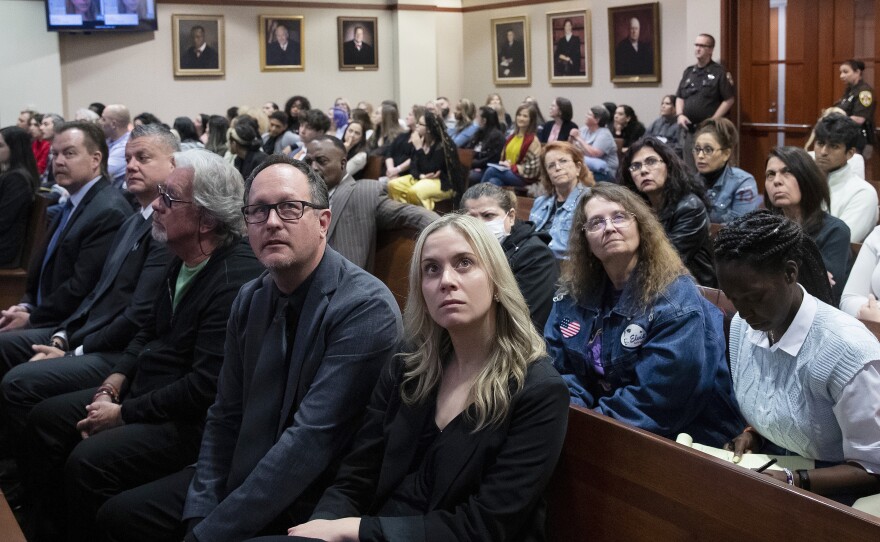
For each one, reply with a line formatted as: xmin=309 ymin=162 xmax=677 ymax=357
xmin=837 ymin=58 xmax=876 ymax=158
xmin=675 ymin=33 xmax=735 ymax=172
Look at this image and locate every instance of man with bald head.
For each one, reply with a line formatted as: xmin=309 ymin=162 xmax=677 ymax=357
xmin=614 ymin=16 xmax=653 ymax=76
xmin=100 ymin=104 xmax=132 ymax=190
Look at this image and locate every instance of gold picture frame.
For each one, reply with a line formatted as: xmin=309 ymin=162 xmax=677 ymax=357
xmin=172 ymin=14 xmax=224 ymax=77
xmin=259 ymin=15 xmax=304 ymax=72
xmin=608 ymin=2 xmax=661 ymax=83
xmin=491 ymin=15 xmax=530 ymax=86
xmin=547 ymin=10 xmax=591 ymax=84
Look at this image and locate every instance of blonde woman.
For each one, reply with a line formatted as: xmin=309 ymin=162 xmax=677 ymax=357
xmin=259 ymin=213 xmax=569 ymax=542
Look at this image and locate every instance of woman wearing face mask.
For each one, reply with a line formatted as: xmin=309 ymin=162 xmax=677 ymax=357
xmin=646 ymin=95 xmax=683 ymax=157
xmin=836 ymin=59 xmax=876 ymax=157
xmin=530 ymin=141 xmax=595 ymax=259
xmin=461 ymin=183 xmax=559 ymax=330
xmin=693 ymin=118 xmax=759 ymax=224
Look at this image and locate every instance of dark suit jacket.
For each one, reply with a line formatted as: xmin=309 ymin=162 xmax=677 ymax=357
xmin=311 ymin=357 xmax=569 ymax=541
xmin=343 ymin=40 xmax=375 ymax=65
xmin=554 ymin=34 xmax=582 ymax=76
xmin=181 ymin=45 xmax=219 ymax=70
xmin=615 ymin=39 xmax=654 ymax=76
xmin=57 ymin=210 xmax=170 ymax=353
xmin=23 ymin=177 xmax=131 ymax=328
xmin=182 ymin=247 xmax=402 ymax=542
xmin=266 ymin=40 xmax=301 ymax=66
xmin=498 ymin=39 xmax=525 ymax=77
xmin=327 ymin=175 xmax=437 ymax=272
xmin=538 ymin=120 xmax=578 ymax=143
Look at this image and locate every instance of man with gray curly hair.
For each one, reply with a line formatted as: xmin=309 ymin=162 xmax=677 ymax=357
xmin=18 ymin=149 xmax=265 ymax=542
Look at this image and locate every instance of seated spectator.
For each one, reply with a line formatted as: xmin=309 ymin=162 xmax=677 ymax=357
xmin=465 ymin=106 xmax=505 ymax=186
xmin=805 ymin=107 xmax=866 ymax=178
xmin=100 ymin=104 xmax=132 ymax=190
xmin=479 ymin=103 xmax=541 ymax=188
xmin=716 ymin=211 xmax=880 ymax=499
xmin=261 ymin=102 xmax=278 ymax=117
xmin=620 ymin=137 xmax=717 ymax=286
xmin=612 ymin=105 xmax=646 ymax=152
xmin=538 ymin=97 xmax=577 ymax=144
xmin=291 ymin=108 xmax=331 ymax=161
xmin=194 ymin=113 xmax=209 ymax=144
xmin=38 ymin=113 xmax=64 ymax=193
xmin=133 ymin=112 xmax=162 ymax=127
xmin=486 ymin=92 xmax=512 ymax=130
xmin=0 ymin=126 xmax=39 ymax=267
xmin=843 ymin=224 xmax=880 ymax=322
xmin=342 ymin=119 xmax=369 ymax=178
xmin=173 ymin=116 xmax=205 ymax=151
xmin=569 ymin=105 xmax=619 ymax=182
xmin=261 ymin=111 xmax=299 ymax=155
xmin=764 ymin=146 xmax=850 ymax=304
xmin=383 ymin=104 xmax=424 ymax=181
xmin=813 ymin=113 xmax=878 ymax=242
xmin=330 ymin=107 xmax=348 ymax=140
xmin=333 ymin=97 xmax=351 ymax=117
xmin=693 ymin=118 xmax=759 ymax=223
xmin=349 ymin=108 xmax=374 ymax=142
xmin=75 ymin=108 xmax=100 ymax=123
xmin=228 ymin=119 xmax=269 ymax=181
xmin=27 ymin=114 xmax=49 ymax=175
xmin=448 ymin=98 xmax=478 ymax=147
xmin=260 ymin=213 xmax=568 ymax=542
xmin=368 ymin=103 xmax=403 ymax=153
xmin=646 ymin=94 xmax=683 ymax=157
xmin=283 ymin=95 xmax=310 ymax=133
xmin=524 ymin=98 xmax=547 ymax=138
xmin=203 ymin=115 xmax=229 ymax=157
xmin=387 ymin=111 xmax=464 ymax=210
xmin=546 ymin=183 xmax=742 ymax=447
xmin=530 ymin=141 xmax=594 ymax=259
xmin=462 ymin=183 xmax=558 ymax=329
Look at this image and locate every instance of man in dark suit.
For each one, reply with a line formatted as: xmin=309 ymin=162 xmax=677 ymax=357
xmin=180 ymin=25 xmax=219 ymax=70
xmin=0 ymin=121 xmax=131 ymax=334
xmin=342 ymin=25 xmax=375 ymax=65
xmin=265 ymin=22 xmax=301 ymax=66
xmin=18 ymin=150 xmax=264 ymax=541
xmin=0 ymin=123 xmax=178 ymax=438
xmin=307 ymin=136 xmax=437 ymax=272
xmin=94 ymin=155 xmax=402 ymax=542
xmin=614 ymin=17 xmax=654 ymax=76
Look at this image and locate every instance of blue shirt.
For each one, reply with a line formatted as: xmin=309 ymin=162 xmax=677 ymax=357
xmin=529 ymin=183 xmax=590 ymax=259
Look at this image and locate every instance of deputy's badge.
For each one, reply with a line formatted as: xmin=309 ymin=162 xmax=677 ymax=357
xmin=621 ymin=324 xmax=646 ymax=348
xmin=708 ymin=74 xmax=716 ymax=80
xmin=726 ymin=72 xmax=734 ymax=85
xmin=859 ymin=90 xmax=873 ymax=108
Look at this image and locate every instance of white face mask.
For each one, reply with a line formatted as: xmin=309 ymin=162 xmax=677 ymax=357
xmin=484 ymin=216 xmax=509 ymax=242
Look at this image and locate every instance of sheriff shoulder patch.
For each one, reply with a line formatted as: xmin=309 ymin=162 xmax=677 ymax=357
xmin=859 ymin=90 xmax=873 ymax=108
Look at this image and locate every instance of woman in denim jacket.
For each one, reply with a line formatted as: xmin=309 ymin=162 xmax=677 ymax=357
xmin=544 ymin=184 xmax=742 ymax=447
xmin=693 ymin=119 xmax=759 ymax=224
xmin=530 ymin=141 xmax=594 ymax=259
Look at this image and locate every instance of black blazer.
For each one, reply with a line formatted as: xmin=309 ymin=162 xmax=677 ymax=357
xmin=537 ymin=120 xmax=578 ymax=143
xmin=311 ymin=357 xmax=569 ymax=542
xmin=57 ymin=211 xmax=170 ymax=353
xmin=23 ymin=177 xmax=132 ymax=328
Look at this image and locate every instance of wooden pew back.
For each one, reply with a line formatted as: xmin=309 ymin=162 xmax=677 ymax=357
xmin=374 ymin=228 xmax=419 ymax=310
xmin=0 ymin=195 xmax=50 ymax=308
xmin=546 ymin=406 xmax=880 ymax=541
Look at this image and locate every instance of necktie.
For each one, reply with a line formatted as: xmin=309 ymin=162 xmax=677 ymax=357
xmin=38 ymin=200 xmax=74 ymax=304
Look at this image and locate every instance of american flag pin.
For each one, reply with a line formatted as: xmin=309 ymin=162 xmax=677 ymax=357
xmin=559 ymin=318 xmax=581 ymax=338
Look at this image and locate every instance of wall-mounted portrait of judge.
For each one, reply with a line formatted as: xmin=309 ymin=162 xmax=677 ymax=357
xmin=608 ymin=3 xmax=660 ymax=83
xmin=338 ymin=17 xmax=378 ymax=71
xmin=548 ymin=10 xmax=591 ymax=84
xmin=491 ymin=16 xmax=530 ymax=85
xmin=260 ymin=16 xmax=304 ymax=71
xmin=173 ymin=15 xmax=224 ymax=77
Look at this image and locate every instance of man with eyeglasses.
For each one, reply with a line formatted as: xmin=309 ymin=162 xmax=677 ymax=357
xmin=675 ymin=33 xmax=735 ymax=172
xmin=306 ymin=136 xmax=438 ymax=272
xmin=95 ymin=154 xmax=402 ymax=542
xmin=18 ymin=150 xmax=264 ymax=541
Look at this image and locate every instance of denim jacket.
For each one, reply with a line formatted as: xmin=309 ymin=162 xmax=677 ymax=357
xmin=544 ymin=275 xmax=743 ymax=447
xmin=529 ymin=184 xmax=590 ymax=259
xmin=701 ymin=165 xmax=760 ymax=224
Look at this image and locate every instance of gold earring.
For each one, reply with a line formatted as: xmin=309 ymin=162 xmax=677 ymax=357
xmin=493 ymin=293 xmax=500 ymax=302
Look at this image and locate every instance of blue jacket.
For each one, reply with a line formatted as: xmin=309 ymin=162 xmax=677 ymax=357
xmin=544 ymin=274 xmax=743 ymax=447
xmin=529 ymin=183 xmax=590 ymax=259
xmin=701 ymin=165 xmax=760 ymax=224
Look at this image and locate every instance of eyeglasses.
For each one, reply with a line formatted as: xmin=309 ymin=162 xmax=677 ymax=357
xmin=157 ymin=185 xmax=192 ymax=208
xmin=692 ymin=146 xmax=720 ymax=156
xmin=545 ymin=157 xmax=573 ymax=171
xmin=627 ymin=156 xmax=664 ymax=173
xmin=241 ymin=200 xmax=328 ymax=224
xmin=583 ymin=212 xmax=636 ymax=233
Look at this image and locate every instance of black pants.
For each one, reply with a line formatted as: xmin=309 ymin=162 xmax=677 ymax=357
xmin=0 ymin=327 xmax=53 ymax=378
xmin=22 ymin=388 xmax=202 ymax=542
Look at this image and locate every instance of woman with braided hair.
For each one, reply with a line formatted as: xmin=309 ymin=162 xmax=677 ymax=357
xmin=716 ymin=210 xmax=880 ymax=499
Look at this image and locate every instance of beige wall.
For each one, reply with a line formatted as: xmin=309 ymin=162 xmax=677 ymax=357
xmin=0 ymin=0 xmax=722 ymax=127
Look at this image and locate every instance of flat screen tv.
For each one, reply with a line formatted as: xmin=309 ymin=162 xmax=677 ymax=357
xmin=45 ymin=0 xmax=158 ymax=33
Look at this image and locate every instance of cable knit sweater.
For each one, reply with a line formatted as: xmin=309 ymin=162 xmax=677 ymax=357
xmin=729 ymin=292 xmax=880 ymax=470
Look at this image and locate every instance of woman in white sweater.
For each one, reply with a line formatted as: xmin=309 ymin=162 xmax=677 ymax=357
xmin=841 ymin=225 xmax=880 ymax=319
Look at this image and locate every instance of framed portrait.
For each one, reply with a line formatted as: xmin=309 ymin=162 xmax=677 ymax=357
xmin=608 ymin=3 xmax=660 ymax=83
xmin=259 ymin=16 xmax=304 ymax=71
xmin=338 ymin=17 xmax=378 ymax=71
xmin=547 ymin=10 xmax=591 ymax=84
xmin=172 ymin=14 xmax=224 ymax=77
xmin=491 ymin=16 xmax=530 ymax=85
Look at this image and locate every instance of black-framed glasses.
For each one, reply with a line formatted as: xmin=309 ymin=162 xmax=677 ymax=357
xmin=628 ymin=156 xmax=664 ymax=173
xmin=693 ymin=146 xmax=720 ymax=156
xmin=583 ymin=213 xmax=636 ymax=233
xmin=157 ymin=185 xmax=192 ymax=208
xmin=241 ymin=200 xmax=328 ymax=224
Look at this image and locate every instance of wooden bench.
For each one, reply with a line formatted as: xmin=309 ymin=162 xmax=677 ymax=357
xmin=0 ymin=196 xmax=50 ymax=309
xmin=374 ymin=228 xmax=419 ymax=310
xmin=546 ymin=406 xmax=880 ymax=541
xmin=361 ymin=154 xmax=384 ymax=180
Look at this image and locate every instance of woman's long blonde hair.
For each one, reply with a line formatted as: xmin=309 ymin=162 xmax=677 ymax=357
xmin=401 ymin=214 xmax=546 ymax=431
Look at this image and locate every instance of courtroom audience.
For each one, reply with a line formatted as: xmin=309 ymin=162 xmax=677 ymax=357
xmin=203 ymin=114 xmax=229 ymax=157
xmin=464 ymin=106 xmax=505 ymax=186
xmin=805 ymin=107 xmax=866 ymax=178
xmin=569 ymin=105 xmax=618 ymax=181
xmin=342 ymin=119 xmax=369 ymax=178
xmin=546 ymin=183 xmax=742 ymax=447
xmin=716 ymin=211 xmax=880 ymax=499
xmin=448 ymin=98 xmax=478 ymax=147
xmin=538 ymin=97 xmax=577 ymax=144
xmin=349 ymin=108 xmax=374 ymax=141
xmin=228 ymin=118 xmax=269 ymax=181
xmin=0 ymin=126 xmax=39 ymax=268
xmin=763 ymin=146 xmax=850 ymax=304
xmin=479 ymin=103 xmax=541 ymax=188
xmin=368 ymin=103 xmax=403 ymax=152
xmin=485 ymin=92 xmax=512 ymax=129
xmin=612 ymin=104 xmax=646 ymax=151
xmin=283 ymin=95 xmax=310 ymax=133
xmin=173 ymin=116 xmax=205 ymax=151
xmin=261 ymin=111 xmax=299 ymax=155
xmin=383 ymin=104 xmax=424 ymax=181
xmin=646 ymin=94 xmax=683 ymax=157
xmin=620 ymin=136 xmax=717 ymax=286
xmin=693 ymin=118 xmax=760 ymax=223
